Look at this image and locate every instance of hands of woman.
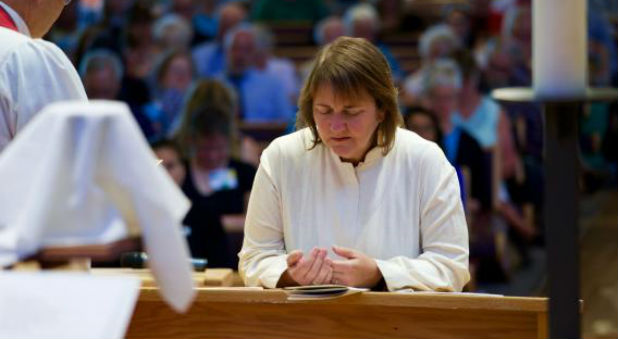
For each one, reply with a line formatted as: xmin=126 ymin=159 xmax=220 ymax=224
xmin=278 ymin=248 xmax=333 ymax=287
xmin=331 ymin=246 xmax=383 ymax=288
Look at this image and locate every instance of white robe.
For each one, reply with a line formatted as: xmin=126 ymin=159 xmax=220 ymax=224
xmin=0 ymin=2 xmax=87 ymax=153
xmin=239 ymin=127 xmax=470 ymax=291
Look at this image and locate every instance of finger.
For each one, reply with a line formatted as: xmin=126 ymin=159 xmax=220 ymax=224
xmin=325 ymin=267 xmax=333 ymax=285
xmin=332 ymin=245 xmax=357 ymax=259
xmin=324 ymin=257 xmax=333 ymax=268
xmin=331 ymin=259 xmax=350 ymax=274
xmin=303 ymin=249 xmax=326 ymax=282
xmin=287 ymin=250 xmax=303 ymax=267
xmin=313 ymin=261 xmax=332 ymax=285
xmin=331 ymin=272 xmax=347 ymax=286
xmin=293 ymin=248 xmax=318 ymax=281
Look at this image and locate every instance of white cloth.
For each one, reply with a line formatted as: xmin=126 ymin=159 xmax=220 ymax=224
xmin=0 ymin=3 xmax=87 ymax=153
xmin=0 ymin=100 xmax=195 ymax=312
xmin=239 ymin=128 xmax=470 ymax=291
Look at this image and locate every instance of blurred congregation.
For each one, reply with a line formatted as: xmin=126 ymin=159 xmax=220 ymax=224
xmin=50 ymin=0 xmax=618 ymax=289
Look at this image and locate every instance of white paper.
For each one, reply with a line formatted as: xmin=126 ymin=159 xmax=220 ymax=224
xmin=0 ymin=272 xmax=140 ymax=339
xmin=0 ymin=100 xmax=196 ymax=311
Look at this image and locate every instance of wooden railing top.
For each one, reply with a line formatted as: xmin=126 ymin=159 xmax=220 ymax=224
xmin=138 ymin=287 xmax=548 ymax=313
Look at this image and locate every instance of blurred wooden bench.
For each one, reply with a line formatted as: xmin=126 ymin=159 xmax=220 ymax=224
xmin=91 ymin=268 xmax=235 ymax=287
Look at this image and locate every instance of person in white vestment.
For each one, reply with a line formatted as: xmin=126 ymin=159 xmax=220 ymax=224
xmin=239 ymin=37 xmax=470 ymax=291
xmin=0 ymin=0 xmax=87 ymax=153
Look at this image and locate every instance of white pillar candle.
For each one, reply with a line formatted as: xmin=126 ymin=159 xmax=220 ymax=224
xmin=533 ymin=0 xmax=587 ymax=98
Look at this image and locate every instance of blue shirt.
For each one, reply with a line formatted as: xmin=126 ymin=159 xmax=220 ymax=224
xmin=452 ymin=96 xmax=500 ymax=149
xmin=443 ymin=126 xmax=462 ymax=164
xmin=192 ymin=42 xmax=225 ymax=78
xmin=217 ymin=69 xmax=294 ymax=122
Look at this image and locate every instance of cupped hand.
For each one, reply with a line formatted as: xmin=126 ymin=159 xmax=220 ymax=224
xmin=331 ymin=245 xmax=383 ymax=288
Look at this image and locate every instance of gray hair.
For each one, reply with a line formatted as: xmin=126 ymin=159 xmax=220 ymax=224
xmin=253 ymin=24 xmax=275 ymax=53
xmin=314 ymin=16 xmax=343 ymax=46
xmin=152 ymin=14 xmax=193 ymax=49
xmin=423 ymin=58 xmax=462 ymax=93
xmin=342 ymin=3 xmax=380 ymax=36
xmin=79 ymin=49 xmax=124 ymax=81
xmin=418 ymin=24 xmax=460 ymax=60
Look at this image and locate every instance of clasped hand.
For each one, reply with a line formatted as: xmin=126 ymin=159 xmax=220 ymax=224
xmin=279 ymin=246 xmax=383 ymax=288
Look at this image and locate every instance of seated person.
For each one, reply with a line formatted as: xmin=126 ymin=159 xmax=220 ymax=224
xmin=423 ymin=59 xmax=493 ymax=211
xmin=405 ymin=106 xmax=467 ymax=209
xmin=152 ymin=138 xmax=186 ymax=186
xmin=342 ymin=3 xmax=404 ymax=83
xmin=144 ymin=50 xmax=195 ymax=140
xmin=215 ymin=23 xmax=294 ymax=122
xmin=239 ymin=37 xmax=470 ymax=291
xmin=79 ymin=49 xmax=155 ymax=139
xmin=192 ymin=2 xmax=247 ymax=78
xmin=175 ymin=101 xmax=257 ymax=268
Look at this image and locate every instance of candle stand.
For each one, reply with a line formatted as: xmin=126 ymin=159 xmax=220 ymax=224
xmin=492 ymin=87 xmax=618 ymax=339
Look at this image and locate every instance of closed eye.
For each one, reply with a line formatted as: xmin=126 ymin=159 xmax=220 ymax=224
xmin=315 ymin=107 xmax=332 ymax=115
xmin=345 ymin=110 xmax=364 ymax=116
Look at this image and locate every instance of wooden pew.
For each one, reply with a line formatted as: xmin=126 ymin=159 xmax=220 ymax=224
xmin=127 ymin=288 xmax=548 ymax=339
xmin=90 ymin=268 xmax=235 ymax=287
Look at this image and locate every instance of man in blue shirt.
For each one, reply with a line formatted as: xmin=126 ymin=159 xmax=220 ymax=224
xmin=217 ymin=23 xmax=293 ymax=122
xmin=192 ymin=2 xmax=246 ymax=78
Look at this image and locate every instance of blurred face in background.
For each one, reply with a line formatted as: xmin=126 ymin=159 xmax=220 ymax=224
xmin=446 ymin=10 xmax=470 ymax=43
xmin=125 ymin=45 xmax=153 ymax=79
xmin=426 ymin=85 xmax=458 ymax=123
xmin=105 ymin=0 xmax=130 ymax=21
xmin=323 ymin=21 xmax=344 ymax=45
xmin=428 ymin=38 xmax=456 ymax=61
xmin=172 ymin=0 xmax=196 ymax=21
xmin=227 ymin=31 xmax=256 ymax=75
xmin=162 ymin=55 xmax=193 ymax=91
xmin=84 ymin=65 xmax=120 ymax=100
xmin=217 ymin=4 xmax=246 ymax=41
xmin=352 ymin=18 xmax=376 ymax=42
xmin=192 ymin=133 xmax=230 ymax=170
xmin=155 ymin=146 xmax=186 ymax=185
xmin=484 ymin=47 xmax=513 ymax=88
xmin=406 ymin=113 xmax=438 ymax=142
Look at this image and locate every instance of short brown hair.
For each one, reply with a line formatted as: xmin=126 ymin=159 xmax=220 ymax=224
xmin=174 ymin=80 xmax=237 ymax=156
xmin=296 ymin=37 xmax=402 ymax=154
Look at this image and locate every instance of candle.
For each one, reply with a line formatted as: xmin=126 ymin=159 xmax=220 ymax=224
xmin=533 ymin=0 xmax=587 ymax=98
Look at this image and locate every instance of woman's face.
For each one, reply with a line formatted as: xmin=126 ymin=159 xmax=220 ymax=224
xmin=155 ymin=147 xmax=186 ymax=185
xmin=427 ymin=85 xmax=459 ymax=122
xmin=192 ymin=133 xmax=230 ymax=170
xmin=162 ymin=56 xmax=193 ymax=91
xmin=313 ymin=83 xmax=384 ymax=164
xmin=447 ymin=11 xmax=470 ymax=41
xmin=407 ymin=114 xmax=438 ymax=142
xmin=428 ymin=38 xmax=455 ymax=61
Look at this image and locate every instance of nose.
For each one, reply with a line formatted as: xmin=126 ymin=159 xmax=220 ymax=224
xmin=330 ymin=115 xmax=346 ymax=133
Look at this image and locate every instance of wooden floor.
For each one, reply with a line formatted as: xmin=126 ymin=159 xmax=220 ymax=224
xmin=580 ymin=190 xmax=618 ymax=338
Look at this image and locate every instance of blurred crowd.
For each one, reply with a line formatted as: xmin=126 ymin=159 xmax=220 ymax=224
xmin=56 ymin=0 xmax=618 ymax=287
